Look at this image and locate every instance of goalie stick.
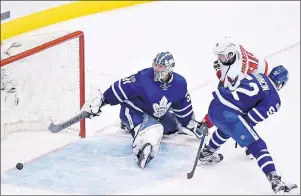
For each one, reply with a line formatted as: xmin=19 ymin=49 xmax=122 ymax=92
xmin=187 ymin=133 xmax=206 ymax=179
xmin=48 ymin=111 xmax=90 ymax=133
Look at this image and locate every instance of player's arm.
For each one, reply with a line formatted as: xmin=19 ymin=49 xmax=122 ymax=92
xmin=245 ymin=99 xmax=280 ymax=127
xmin=213 ymin=60 xmax=222 ymax=81
xmin=172 ymin=87 xmax=208 ymax=139
xmin=172 ymin=92 xmax=194 ymax=127
xmin=82 ymin=73 xmax=142 ymax=118
xmin=103 ymin=74 xmax=142 ymax=105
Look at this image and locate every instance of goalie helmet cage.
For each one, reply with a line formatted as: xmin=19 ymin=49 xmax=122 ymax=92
xmin=0 ymin=31 xmax=86 ymax=138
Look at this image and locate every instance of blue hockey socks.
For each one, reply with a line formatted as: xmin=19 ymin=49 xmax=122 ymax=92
xmin=247 ymin=138 xmax=277 ymax=176
xmin=207 ymin=129 xmax=230 ymax=151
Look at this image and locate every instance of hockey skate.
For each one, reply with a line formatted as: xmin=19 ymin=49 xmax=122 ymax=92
xmin=198 ymin=145 xmax=223 ymax=165
xmin=245 ymin=148 xmax=254 ymax=160
xmin=267 ymin=173 xmax=299 ymax=194
xmin=120 ymin=122 xmax=129 ymax=131
xmin=136 ymin=143 xmax=153 ymax=169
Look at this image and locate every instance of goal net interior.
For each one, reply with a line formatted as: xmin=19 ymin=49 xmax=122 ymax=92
xmin=1 ymin=31 xmax=85 ymax=139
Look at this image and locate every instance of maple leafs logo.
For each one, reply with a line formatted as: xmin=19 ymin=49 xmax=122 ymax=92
xmin=152 ymin=96 xmax=171 ymax=118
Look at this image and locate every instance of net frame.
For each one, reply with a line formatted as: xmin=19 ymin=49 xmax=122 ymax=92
xmin=0 ymin=31 xmax=86 ymax=138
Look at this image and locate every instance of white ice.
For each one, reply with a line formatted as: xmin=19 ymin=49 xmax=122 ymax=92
xmin=1 ymin=1 xmax=300 ymax=195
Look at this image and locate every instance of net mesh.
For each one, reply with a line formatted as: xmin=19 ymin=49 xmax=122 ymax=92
xmin=1 ymin=31 xmax=85 ymax=139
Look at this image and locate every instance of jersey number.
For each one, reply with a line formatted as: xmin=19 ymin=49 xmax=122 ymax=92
xmin=240 ymin=46 xmax=259 ymax=74
xmin=122 ymin=75 xmax=136 ymax=84
xmin=231 ymin=75 xmax=259 ymax=101
xmin=267 ymin=103 xmax=280 ymax=116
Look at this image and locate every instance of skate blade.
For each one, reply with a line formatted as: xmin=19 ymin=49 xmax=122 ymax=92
xmin=276 ymin=184 xmax=299 ymax=195
xmin=197 ymin=156 xmax=222 ymax=166
xmin=197 ymin=159 xmax=219 ymax=166
xmin=138 ymin=145 xmax=152 ymax=169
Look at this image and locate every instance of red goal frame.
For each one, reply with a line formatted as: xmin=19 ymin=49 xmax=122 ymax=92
xmin=0 ymin=31 xmax=86 ymax=138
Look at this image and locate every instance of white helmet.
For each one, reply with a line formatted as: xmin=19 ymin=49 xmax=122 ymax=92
xmin=214 ymin=36 xmax=237 ymax=64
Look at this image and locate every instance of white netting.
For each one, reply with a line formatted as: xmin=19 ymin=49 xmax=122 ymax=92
xmin=1 ymin=31 xmax=84 ymax=139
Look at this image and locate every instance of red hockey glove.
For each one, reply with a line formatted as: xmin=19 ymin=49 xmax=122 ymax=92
xmin=201 ymin=114 xmax=214 ymax=128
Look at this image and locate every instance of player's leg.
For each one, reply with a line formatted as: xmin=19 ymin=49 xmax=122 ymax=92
xmin=159 ymin=109 xmax=181 ymax=137
xmin=208 ymin=102 xmax=298 ymax=193
xmin=198 ymin=100 xmax=230 ymax=165
xmin=132 ymin=114 xmax=164 ymax=169
xmin=246 ymin=135 xmax=298 ymax=193
xmin=120 ymin=105 xmax=164 ymax=169
xmin=119 ymin=104 xmax=144 ymax=137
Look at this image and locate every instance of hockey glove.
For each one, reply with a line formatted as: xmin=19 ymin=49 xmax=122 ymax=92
xmin=184 ymin=119 xmax=209 ymax=139
xmin=82 ymin=88 xmax=107 ymax=119
xmin=201 ymin=114 xmax=214 ymax=128
xmin=213 ymin=60 xmax=222 ymax=80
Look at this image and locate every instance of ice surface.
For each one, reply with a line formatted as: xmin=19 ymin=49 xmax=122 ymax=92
xmin=1 ymin=1 xmax=300 ymax=195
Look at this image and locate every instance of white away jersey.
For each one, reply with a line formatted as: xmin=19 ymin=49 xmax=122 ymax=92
xmin=214 ymin=45 xmax=269 ymax=89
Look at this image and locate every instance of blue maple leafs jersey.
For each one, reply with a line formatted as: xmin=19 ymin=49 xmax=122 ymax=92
xmin=103 ymin=68 xmax=193 ymax=127
xmin=212 ymin=73 xmax=281 ymax=126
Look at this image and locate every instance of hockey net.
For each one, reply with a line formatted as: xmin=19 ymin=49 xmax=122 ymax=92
xmin=0 ymin=31 xmax=85 ymax=139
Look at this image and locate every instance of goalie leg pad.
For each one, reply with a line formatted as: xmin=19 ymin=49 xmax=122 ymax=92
xmin=132 ymin=114 xmax=164 ymax=168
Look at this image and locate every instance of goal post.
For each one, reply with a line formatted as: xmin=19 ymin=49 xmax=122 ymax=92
xmin=1 ymin=31 xmax=86 ymax=138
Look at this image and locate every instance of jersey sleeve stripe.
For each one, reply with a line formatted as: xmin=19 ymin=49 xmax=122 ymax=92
xmin=118 ymin=80 xmax=128 ymax=100
xmin=173 ymin=109 xmax=193 ymax=118
xmin=124 ymin=100 xmax=143 ymax=113
xmin=111 ymin=84 xmax=123 ymax=102
xmin=252 ymin=108 xmax=265 ymax=120
xmin=173 ymin=103 xmax=192 ymax=112
xmin=247 ymin=112 xmax=259 ymax=124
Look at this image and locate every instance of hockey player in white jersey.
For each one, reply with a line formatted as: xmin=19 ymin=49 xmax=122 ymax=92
xmin=83 ymin=51 xmax=207 ymax=169
xmin=199 ymin=36 xmax=269 ymax=158
xmin=213 ymin=36 xmax=268 ymax=88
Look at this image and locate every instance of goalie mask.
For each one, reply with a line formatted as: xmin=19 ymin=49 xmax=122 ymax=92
xmin=153 ymin=52 xmax=175 ymax=82
xmin=214 ymin=36 xmax=237 ymax=64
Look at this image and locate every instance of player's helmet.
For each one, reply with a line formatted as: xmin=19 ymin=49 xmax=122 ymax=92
xmin=214 ymin=36 xmax=237 ymax=64
xmin=153 ymin=51 xmax=175 ymax=82
xmin=268 ymin=65 xmax=289 ymax=90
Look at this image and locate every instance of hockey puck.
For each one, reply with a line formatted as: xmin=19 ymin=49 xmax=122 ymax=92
xmin=16 ymin=163 xmax=23 ymax=170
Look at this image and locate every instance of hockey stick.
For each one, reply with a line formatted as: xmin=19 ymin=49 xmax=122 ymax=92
xmin=187 ymin=134 xmax=206 ymax=179
xmin=48 ymin=111 xmax=90 ymax=133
